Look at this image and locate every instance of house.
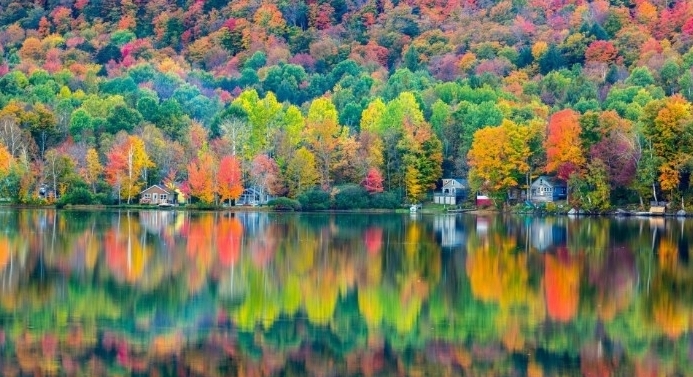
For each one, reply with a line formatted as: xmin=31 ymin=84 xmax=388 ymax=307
xmin=139 ymin=185 xmax=176 ymax=205
xmin=530 ymin=176 xmax=567 ymax=203
xmin=238 ymin=186 xmax=275 ymax=205
xmin=434 ymin=178 xmax=469 ymax=205
xmin=476 ymin=193 xmax=493 ymax=207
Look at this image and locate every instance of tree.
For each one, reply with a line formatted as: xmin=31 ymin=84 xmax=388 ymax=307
xmin=361 ymin=167 xmax=384 ymax=193
xmin=217 ymin=155 xmax=243 ymax=205
xmin=304 ymin=97 xmax=343 ymax=190
xmin=220 ymin=117 xmax=250 ymax=158
xmin=105 ymin=135 xmax=154 ymax=204
xmin=286 ymin=147 xmax=319 ymax=198
xmin=250 ymin=154 xmax=284 ymax=197
xmin=105 ymin=105 xmax=143 ymax=134
xmin=404 ymin=164 xmax=423 ymax=204
xmin=468 ymin=120 xmax=531 ymax=201
xmin=84 ymin=148 xmax=102 ymax=194
xmin=0 ymin=143 xmax=14 ymax=199
xmin=232 ymin=90 xmax=283 ymax=158
xmin=584 ymin=40 xmax=618 ymax=64
xmin=0 ymin=115 xmax=34 ymax=159
xmin=187 ymin=150 xmax=217 ymax=204
xmin=43 ymin=149 xmax=78 ymax=200
xmin=641 ymin=95 xmax=693 ymax=197
xmin=545 ymin=109 xmax=585 ymax=201
xmin=69 ymin=109 xmax=94 ymax=141
xmin=394 ymin=93 xmax=443 ymax=202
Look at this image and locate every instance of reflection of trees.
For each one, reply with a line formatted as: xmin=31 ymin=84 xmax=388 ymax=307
xmin=5 ymin=211 xmax=693 ymax=374
xmin=544 ymin=250 xmax=581 ymax=323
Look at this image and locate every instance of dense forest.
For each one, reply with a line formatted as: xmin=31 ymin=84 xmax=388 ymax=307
xmin=1 ymin=0 xmax=693 ymax=208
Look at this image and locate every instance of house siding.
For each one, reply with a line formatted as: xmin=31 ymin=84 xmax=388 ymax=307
xmin=434 ymin=178 xmax=468 ymax=205
xmin=530 ymin=177 xmax=567 ymax=203
xmin=140 ymin=185 xmax=175 ymax=205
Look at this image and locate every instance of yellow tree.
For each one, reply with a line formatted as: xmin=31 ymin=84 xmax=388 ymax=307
xmin=105 ymin=135 xmax=155 ymax=204
xmin=394 ymin=93 xmax=443 ymax=202
xmin=84 ymin=148 xmax=102 ymax=194
xmin=641 ymin=95 xmax=693 ymax=196
xmin=468 ymin=120 xmax=531 ymax=200
xmin=357 ymin=99 xmax=385 ymax=173
xmin=0 ymin=142 xmax=13 ymax=177
xmin=404 ymin=164 xmax=423 ymax=203
xmin=286 ymin=147 xmax=319 ymax=197
xmin=304 ymin=97 xmax=342 ymax=190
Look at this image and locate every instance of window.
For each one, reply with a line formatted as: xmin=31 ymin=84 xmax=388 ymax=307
xmin=161 ymin=194 xmax=167 ymax=200
xmin=144 ymin=194 xmax=151 ymax=198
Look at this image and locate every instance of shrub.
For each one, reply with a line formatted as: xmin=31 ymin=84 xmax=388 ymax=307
xmin=370 ymin=191 xmax=400 ymax=209
xmin=267 ymin=197 xmax=301 ymax=211
xmin=333 ymin=184 xmax=369 ymax=209
xmin=57 ymin=187 xmax=95 ymax=206
xmin=297 ymin=188 xmax=330 ymax=210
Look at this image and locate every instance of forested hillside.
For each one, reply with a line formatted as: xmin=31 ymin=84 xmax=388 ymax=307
xmin=1 ymin=0 xmax=693 ymax=208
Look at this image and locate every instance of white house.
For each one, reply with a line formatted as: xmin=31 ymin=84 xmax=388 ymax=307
xmin=530 ymin=176 xmax=567 ymax=203
xmin=434 ymin=178 xmax=469 ymax=205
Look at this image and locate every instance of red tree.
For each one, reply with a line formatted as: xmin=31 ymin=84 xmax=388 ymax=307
xmin=250 ymin=154 xmax=284 ymax=196
xmin=217 ymin=155 xmax=243 ymax=205
xmin=585 ymin=41 xmax=618 ymax=64
xmin=361 ymin=167 xmax=384 ymax=193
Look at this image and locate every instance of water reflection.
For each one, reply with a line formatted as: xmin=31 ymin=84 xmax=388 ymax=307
xmin=0 ymin=210 xmax=692 ymax=375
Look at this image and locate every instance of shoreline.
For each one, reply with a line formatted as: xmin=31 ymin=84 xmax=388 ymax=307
xmin=1 ymin=203 xmax=690 ymax=217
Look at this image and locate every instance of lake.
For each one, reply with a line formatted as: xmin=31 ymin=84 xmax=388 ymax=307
xmin=0 ymin=209 xmax=691 ymax=376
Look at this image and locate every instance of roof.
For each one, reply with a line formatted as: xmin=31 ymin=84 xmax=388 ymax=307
xmin=532 ymin=176 xmax=567 ymax=187
xmin=442 ymin=178 xmax=468 ymax=187
xmin=140 ymin=184 xmax=173 ymax=195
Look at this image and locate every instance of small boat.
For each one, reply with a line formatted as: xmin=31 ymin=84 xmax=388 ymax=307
xmin=410 ymin=204 xmax=418 ymax=213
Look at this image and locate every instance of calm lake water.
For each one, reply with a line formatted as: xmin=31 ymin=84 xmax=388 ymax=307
xmin=0 ymin=209 xmax=691 ymax=376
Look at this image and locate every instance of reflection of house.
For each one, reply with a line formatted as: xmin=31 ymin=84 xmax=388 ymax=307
xmin=530 ymin=220 xmax=567 ymax=252
xmin=434 ymin=178 xmax=468 ymax=205
xmin=433 ymin=216 xmax=465 ymax=248
xmin=530 ymin=176 xmax=567 ymax=203
xmin=139 ymin=210 xmax=175 ymax=234
xmin=238 ymin=186 xmax=275 ymax=205
xmin=139 ymin=185 xmax=176 ymax=205
xmin=476 ymin=216 xmax=490 ymax=235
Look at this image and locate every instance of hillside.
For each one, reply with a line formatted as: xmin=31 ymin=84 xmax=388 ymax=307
xmin=1 ymin=0 xmax=692 ymax=208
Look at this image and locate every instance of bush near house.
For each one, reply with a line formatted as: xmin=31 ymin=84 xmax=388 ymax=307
xmin=369 ymin=192 xmax=401 ymax=209
xmin=267 ymin=198 xmax=301 ymax=211
xmin=297 ymin=189 xmax=331 ymax=211
xmin=333 ymin=185 xmax=369 ymax=210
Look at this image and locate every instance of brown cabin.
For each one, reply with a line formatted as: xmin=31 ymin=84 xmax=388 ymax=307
xmin=140 ymin=185 xmax=175 ymax=205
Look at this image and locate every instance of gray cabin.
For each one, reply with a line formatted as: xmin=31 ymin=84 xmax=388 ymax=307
xmin=434 ymin=178 xmax=468 ymax=205
xmin=530 ymin=176 xmax=567 ymax=203
xmin=238 ymin=186 xmax=275 ymax=205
